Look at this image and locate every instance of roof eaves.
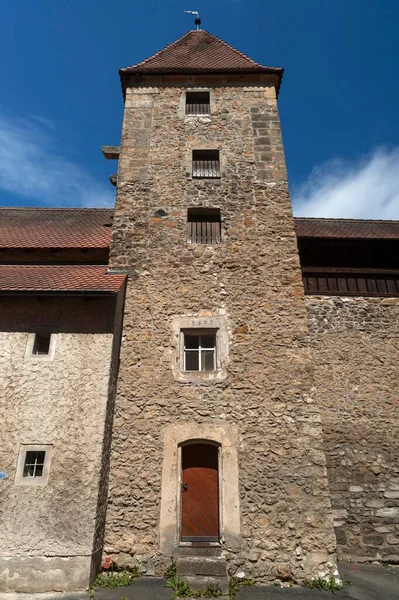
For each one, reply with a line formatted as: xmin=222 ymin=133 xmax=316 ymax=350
xmin=120 ymin=67 xmax=284 ymax=99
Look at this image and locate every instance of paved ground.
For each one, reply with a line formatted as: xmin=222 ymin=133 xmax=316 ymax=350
xmin=236 ymin=563 xmax=399 ymax=599
xmin=92 ymin=563 xmax=399 ymax=600
xmin=1 ymin=563 xmax=398 ymax=600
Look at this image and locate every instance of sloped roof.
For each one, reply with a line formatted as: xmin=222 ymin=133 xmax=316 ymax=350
xmin=0 ymin=208 xmax=113 ymax=249
xmin=294 ymin=218 xmax=399 ymax=240
xmin=1 ymin=208 xmax=398 ymax=254
xmin=0 ymin=265 xmax=125 ymax=294
xmin=120 ymin=29 xmax=283 ymax=77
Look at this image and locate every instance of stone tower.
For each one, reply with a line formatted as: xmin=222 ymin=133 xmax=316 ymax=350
xmin=105 ymin=29 xmax=338 ymax=587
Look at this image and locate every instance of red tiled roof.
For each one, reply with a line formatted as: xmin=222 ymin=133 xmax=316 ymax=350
xmin=294 ymin=218 xmax=399 ymax=240
xmin=120 ymin=29 xmax=283 ymax=77
xmin=0 ymin=265 xmax=125 ymax=293
xmin=0 ymin=208 xmax=113 ymax=249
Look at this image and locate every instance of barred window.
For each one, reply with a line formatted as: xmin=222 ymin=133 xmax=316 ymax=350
xmin=192 ymin=150 xmax=220 ymax=179
xmin=186 ymin=92 xmax=210 ymax=115
xmin=187 ymin=208 xmax=221 ymax=244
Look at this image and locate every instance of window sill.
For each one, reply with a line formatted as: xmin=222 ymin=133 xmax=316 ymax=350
xmin=174 ymin=369 xmax=227 ymax=384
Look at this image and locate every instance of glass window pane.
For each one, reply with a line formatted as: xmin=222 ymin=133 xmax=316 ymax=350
xmin=185 ymin=351 xmax=199 ymax=371
xmin=35 ymin=464 xmax=44 ymax=477
xmin=200 ymin=335 xmax=215 ymax=349
xmin=185 ymin=335 xmax=199 ymax=349
xmin=23 ymin=464 xmax=35 ymax=477
xmin=201 ymin=350 xmax=215 ymax=371
xmin=35 ymin=452 xmax=45 ymax=464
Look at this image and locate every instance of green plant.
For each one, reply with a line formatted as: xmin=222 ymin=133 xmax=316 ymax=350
xmin=229 ymin=576 xmax=255 ymax=600
xmin=305 ymin=576 xmax=344 ymax=593
xmin=91 ymin=566 xmax=139 ymax=589
xmin=165 ymin=561 xmax=177 ymax=585
xmin=164 ymin=561 xmax=222 ymax=599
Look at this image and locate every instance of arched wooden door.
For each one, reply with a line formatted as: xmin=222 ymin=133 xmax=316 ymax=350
xmin=181 ymin=442 xmax=219 ymax=542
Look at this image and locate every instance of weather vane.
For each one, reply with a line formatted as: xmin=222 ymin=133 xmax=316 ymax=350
xmin=184 ymin=10 xmax=201 ymax=30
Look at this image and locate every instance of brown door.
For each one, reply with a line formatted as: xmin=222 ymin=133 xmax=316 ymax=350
xmin=181 ymin=443 xmax=219 ymax=542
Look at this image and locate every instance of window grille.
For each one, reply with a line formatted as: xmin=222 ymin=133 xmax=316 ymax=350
xmin=32 ymin=333 xmax=51 ymax=355
xmin=192 ymin=150 xmax=220 ymax=179
xmin=184 ymin=332 xmax=216 ymax=371
xmin=23 ymin=451 xmax=46 ymax=478
xmin=186 ymin=91 xmax=210 ymax=115
xmin=187 ymin=208 xmax=221 ymax=244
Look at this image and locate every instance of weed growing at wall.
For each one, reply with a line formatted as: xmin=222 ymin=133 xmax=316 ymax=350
xmin=228 ymin=576 xmax=255 ymax=599
xmin=304 ymin=576 xmax=344 ymax=593
xmin=165 ymin=561 xmax=222 ymax=599
xmin=91 ymin=566 xmax=139 ymax=589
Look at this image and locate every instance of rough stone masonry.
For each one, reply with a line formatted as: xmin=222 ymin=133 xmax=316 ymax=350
xmin=306 ymin=296 xmax=399 ymax=564
xmin=105 ymin=75 xmax=339 ymax=584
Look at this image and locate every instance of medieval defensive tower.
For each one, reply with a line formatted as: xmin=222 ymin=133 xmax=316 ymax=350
xmin=104 ymin=29 xmax=338 ymax=587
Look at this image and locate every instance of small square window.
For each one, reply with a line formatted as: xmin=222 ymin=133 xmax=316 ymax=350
xmin=32 ymin=333 xmax=51 ymax=355
xmin=15 ymin=444 xmax=53 ymax=486
xmin=192 ymin=150 xmax=220 ymax=179
xmin=23 ymin=451 xmax=46 ymax=478
xmin=186 ymin=91 xmax=210 ymax=115
xmin=172 ymin=316 xmax=228 ymax=382
xmin=25 ymin=331 xmax=57 ymax=361
xmin=187 ymin=208 xmax=221 ymax=244
xmin=183 ymin=331 xmax=217 ymax=371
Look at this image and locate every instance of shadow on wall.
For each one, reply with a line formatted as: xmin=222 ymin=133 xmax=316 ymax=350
xmin=0 ymin=296 xmax=116 ymax=333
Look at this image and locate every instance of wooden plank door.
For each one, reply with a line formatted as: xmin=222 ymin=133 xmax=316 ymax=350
xmin=181 ymin=443 xmax=219 ymax=542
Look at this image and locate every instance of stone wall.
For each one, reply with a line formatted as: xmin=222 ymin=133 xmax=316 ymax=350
xmin=0 ymin=296 xmax=117 ymax=592
xmin=306 ymin=296 xmax=399 ymax=564
xmin=106 ymin=76 xmax=338 ymax=584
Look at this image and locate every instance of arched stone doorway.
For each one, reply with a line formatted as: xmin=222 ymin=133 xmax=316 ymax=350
xmin=180 ymin=442 xmax=219 ymax=542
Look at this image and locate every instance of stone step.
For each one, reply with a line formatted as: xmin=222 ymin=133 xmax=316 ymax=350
xmin=174 ymin=546 xmax=222 ymax=557
xmin=177 ymin=556 xmax=227 ymax=577
xmin=180 ymin=574 xmax=229 ymax=595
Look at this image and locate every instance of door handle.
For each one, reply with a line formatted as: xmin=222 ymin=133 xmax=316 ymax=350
xmin=183 ymin=483 xmax=188 ymax=491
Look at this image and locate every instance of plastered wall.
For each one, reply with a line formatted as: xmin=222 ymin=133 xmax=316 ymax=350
xmin=0 ymin=296 xmax=116 ymax=592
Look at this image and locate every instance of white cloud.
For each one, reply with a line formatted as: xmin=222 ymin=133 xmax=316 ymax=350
xmin=0 ymin=109 xmax=114 ymax=207
xmin=292 ymin=147 xmax=399 ymax=220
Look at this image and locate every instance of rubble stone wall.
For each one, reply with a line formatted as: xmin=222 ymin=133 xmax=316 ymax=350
xmin=106 ymin=77 xmax=337 ymax=584
xmin=306 ymin=296 xmax=399 ymax=563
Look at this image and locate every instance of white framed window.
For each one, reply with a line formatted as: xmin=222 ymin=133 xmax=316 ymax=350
xmin=15 ymin=444 xmax=53 ymax=486
xmin=25 ymin=330 xmax=57 ymax=361
xmin=172 ymin=316 xmax=229 ymax=382
xmin=183 ymin=330 xmax=217 ymax=371
xmin=23 ymin=451 xmax=46 ymax=477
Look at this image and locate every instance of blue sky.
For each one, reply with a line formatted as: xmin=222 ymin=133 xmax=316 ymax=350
xmin=1 ymin=0 xmax=398 ymax=218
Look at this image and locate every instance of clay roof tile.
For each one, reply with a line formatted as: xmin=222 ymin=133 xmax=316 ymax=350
xmin=294 ymin=218 xmax=399 ymax=240
xmin=0 ymin=265 xmax=125 ymax=294
xmin=0 ymin=207 xmax=113 ymax=249
xmin=120 ymin=30 xmax=283 ymax=95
